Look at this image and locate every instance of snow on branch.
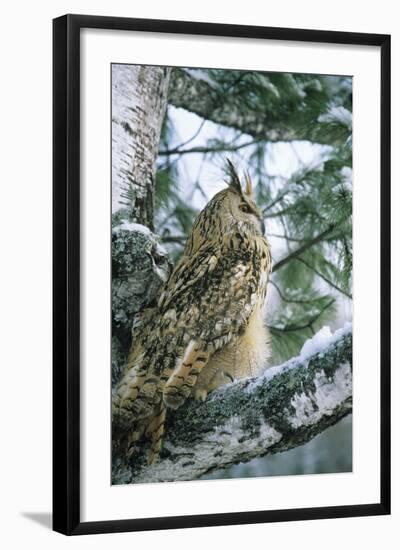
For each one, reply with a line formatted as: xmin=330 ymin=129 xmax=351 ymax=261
xmin=112 ymin=325 xmax=352 ymax=484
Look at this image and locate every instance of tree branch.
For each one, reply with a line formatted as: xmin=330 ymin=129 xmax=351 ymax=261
xmin=269 ymin=279 xmax=319 ymax=304
xmin=267 ymin=233 xmax=305 ymax=242
xmin=161 ymin=234 xmax=187 ymax=244
xmin=272 ymin=223 xmax=337 ymax=272
xmin=159 ymin=138 xmax=260 ymax=157
xmin=171 ymin=119 xmax=207 ymax=151
xmin=296 ymin=257 xmax=352 ymax=299
xmin=167 ymin=68 xmax=346 ymax=146
xmin=268 ymin=298 xmax=335 ymax=334
xmin=112 ymin=327 xmax=352 ymax=484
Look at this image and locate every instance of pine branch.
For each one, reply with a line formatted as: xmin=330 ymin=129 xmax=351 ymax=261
xmin=112 ymin=328 xmax=352 ymax=484
xmin=268 ymin=298 xmax=335 ymax=333
xmin=269 ymin=280 xmax=328 ymax=305
xmin=297 ymin=257 xmax=352 ymax=299
xmin=268 ymin=233 xmax=305 ymax=242
xmin=172 ymin=119 xmax=207 ymax=150
xmin=272 ymin=223 xmax=337 ymax=272
xmin=159 ymin=138 xmax=260 ymax=157
xmin=167 ymin=68 xmax=348 ymax=146
xmin=263 ymin=205 xmax=296 ymax=218
xmin=161 ymin=234 xmax=187 ymax=244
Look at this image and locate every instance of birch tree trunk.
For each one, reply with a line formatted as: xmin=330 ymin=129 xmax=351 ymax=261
xmin=112 ymin=65 xmax=171 ymax=227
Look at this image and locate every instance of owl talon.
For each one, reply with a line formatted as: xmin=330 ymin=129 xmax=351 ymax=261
xmin=193 ymin=388 xmax=208 ymax=402
xmin=163 ymin=392 xmax=185 ymax=410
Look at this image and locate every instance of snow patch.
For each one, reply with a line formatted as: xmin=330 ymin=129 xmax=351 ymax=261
xmin=184 ymin=69 xmax=217 ymax=89
xmin=318 ymin=106 xmax=352 ymax=129
xmin=203 ymin=416 xmax=282 ymax=463
xmin=340 ymin=166 xmax=352 ymax=182
xmin=299 ymin=326 xmax=333 ymax=361
xmin=263 ymin=80 xmax=280 ymax=98
xmin=245 ymin=323 xmax=352 ymax=393
xmin=299 ymin=323 xmax=352 ymax=362
xmin=137 ymin=417 xmax=282 ymax=483
xmin=244 ymin=360 xmax=299 ymax=392
xmin=112 ymin=221 xmax=151 ymax=235
xmin=287 ymin=362 xmax=352 ymax=429
xmin=339 ymin=166 xmax=353 ymax=193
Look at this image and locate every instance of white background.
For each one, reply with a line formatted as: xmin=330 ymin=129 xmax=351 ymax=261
xmin=0 ymin=0 xmax=398 ymax=548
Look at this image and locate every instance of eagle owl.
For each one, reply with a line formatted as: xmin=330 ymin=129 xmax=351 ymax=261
xmin=113 ymin=161 xmax=272 ymax=464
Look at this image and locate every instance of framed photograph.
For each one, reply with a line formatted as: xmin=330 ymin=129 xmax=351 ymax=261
xmin=53 ymin=14 xmax=391 ymax=535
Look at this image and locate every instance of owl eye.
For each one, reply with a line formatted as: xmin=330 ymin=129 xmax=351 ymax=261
xmin=239 ymin=203 xmax=252 ymax=214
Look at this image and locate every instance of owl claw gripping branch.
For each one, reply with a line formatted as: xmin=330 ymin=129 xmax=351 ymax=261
xmin=112 ymin=160 xmax=272 ymax=465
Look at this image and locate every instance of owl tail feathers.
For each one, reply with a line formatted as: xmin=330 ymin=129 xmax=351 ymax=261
xmin=113 ymin=405 xmax=167 ymax=466
xmin=145 ymin=404 xmax=167 ymax=465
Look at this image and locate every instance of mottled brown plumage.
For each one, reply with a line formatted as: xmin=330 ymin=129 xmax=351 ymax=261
xmin=112 ymin=161 xmax=272 ymax=464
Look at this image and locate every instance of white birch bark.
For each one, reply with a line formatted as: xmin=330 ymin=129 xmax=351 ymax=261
xmin=112 ymin=65 xmax=171 ymax=228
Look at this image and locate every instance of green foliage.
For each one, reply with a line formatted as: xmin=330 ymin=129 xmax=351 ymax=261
xmin=155 ymin=68 xmax=352 ymax=364
xmin=268 ymin=277 xmax=337 ymax=363
xmin=112 ymin=208 xmax=129 ymax=228
xmin=155 ymin=164 xmax=180 ymax=212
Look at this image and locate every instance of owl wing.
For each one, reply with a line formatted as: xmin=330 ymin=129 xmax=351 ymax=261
xmin=169 ymin=237 xmax=261 ymax=339
xmin=158 ymin=242 xmax=219 ymax=310
xmin=161 ymin=237 xmax=264 ymax=408
xmin=114 ymin=238 xmax=258 ymax=413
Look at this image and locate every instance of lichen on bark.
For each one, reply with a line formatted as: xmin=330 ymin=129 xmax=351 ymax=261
xmin=111 ymin=222 xmax=171 ymax=386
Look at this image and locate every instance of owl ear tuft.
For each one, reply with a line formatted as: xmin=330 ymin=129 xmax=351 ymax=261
xmin=244 ymin=171 xmax=253 ymax=197
xmin=225 ymin=159 xmax=244 ymax=197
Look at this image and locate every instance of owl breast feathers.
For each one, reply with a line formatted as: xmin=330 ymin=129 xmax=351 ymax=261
xmin=112 ymin=161 xmax=272 ymax=464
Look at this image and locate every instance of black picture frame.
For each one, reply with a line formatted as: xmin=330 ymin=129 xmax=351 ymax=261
xmin=53 ymin=14 xmax=391 ymax=536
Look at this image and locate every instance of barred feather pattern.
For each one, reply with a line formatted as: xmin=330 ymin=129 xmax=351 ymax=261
xmin=112 ymin=164 xmax=272 ymax=464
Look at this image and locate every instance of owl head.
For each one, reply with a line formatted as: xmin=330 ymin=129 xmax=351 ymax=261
xmin=185 ymin=161 xmax=266 ymax=255
xmin=222 ymin=159 xmax=265 ymax=237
